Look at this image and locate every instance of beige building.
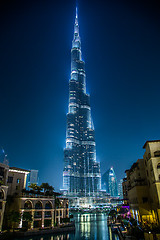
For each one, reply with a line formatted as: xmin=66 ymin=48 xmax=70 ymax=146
xmin=18 ymin=195 xmax=69 ymax=228
xmin=0 ymin=162 xmax=9 ymax=231
xmin=123 ymin=140 xmax=160 ymax=224
xmin=7 ymin=167 xmax=30 ymax=196
xmin=4 ymin=166 xmax=69 ymax=230
xmin=143 ymin=140 xmax=160 ymax=223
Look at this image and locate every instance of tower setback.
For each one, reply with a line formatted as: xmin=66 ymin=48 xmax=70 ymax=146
xmin=63 ymin=8 xmax=101 ymax=197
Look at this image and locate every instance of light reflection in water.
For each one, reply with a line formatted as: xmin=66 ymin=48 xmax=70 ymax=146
xmin=14 ymin=213 xmax=119 ymax=240
xmin=80 ymin=213 xmax=91 ymax=238
xmin=109 ymin=226 xmax=113 ymax=240
xmin=74 ymin=213 xmax=118 ymax=240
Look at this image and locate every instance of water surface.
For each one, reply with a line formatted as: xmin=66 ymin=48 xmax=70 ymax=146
xmin=14 ymin=213 xmax=119 ymax=240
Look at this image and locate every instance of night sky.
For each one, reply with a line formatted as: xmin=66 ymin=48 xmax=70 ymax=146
xmin=0 ymin=0 xmax=160 ymax=190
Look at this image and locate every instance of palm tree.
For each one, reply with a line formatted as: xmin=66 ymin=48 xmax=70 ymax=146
xmin=40 ymin=183 xmax=50 ymax=194
xmin=28 ymin=183 xmax=42 ymax=194
xmin=40 ymin=183 xmax=54 ymax=196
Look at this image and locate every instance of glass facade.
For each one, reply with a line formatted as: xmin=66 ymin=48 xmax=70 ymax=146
xmin=102 ymin=167 xmax=118 ymax=197
xmin=63 ymin=8 xmax=101 ymax=197
xmin=27 ymin=169 xmax=39 ymax=190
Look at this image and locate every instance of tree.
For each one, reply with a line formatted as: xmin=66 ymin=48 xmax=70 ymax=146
xmin=28 ymin=183 xmax=42 ymax=194
xmin=7 ymin=210 xmax=21 ymax=231
xmin=28 ymin=183 xmax=38 ymax=191
xmin=40 ymin=183 xmax=54 ymax=196
xmin=22 ymin=212 xmax=32 ymax=230
xmin=40 ymin=183 xmax=50 ymax=194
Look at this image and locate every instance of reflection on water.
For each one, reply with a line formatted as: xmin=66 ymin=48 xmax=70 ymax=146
xmin=14 ymin=213 xmax=119 ymax=240
xmin=74 ymin=213 xmax=119 ymax=240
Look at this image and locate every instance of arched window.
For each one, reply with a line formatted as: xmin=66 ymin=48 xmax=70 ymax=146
xmin=24 ymin=200 xmax=32 ymax=209
xmin=35 ymin=201 xmax=43 ymax=209
xmin=45 ymin=201 xmax=52 ymax=209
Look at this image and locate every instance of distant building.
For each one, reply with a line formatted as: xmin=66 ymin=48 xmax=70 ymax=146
xmin=102 ymin=167 xmax=118 ymax=197
xmin=27 ymin=169 xmax=39 ymax=189
xmin=101 ymin=170 xmax=108 ymax=191
xmin=118 ymin=179 xmax=123 ymax=199
xmin=123 ymin=140 xmax=160 ymax=224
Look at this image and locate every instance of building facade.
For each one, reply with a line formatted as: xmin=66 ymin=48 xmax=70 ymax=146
xmin=118 ymin=178 xmax=123 ymax=199
xmin=18 ymin=195 xmax=69 ymax=229
xmin=123 ymin=140 xmax=160 ymax=224
xmin=102 ymin=167 xmax=118 ymax=197
xmin=0 ymin=162 xmax=9 ymax=231
xmin=7 ymin=167 xmax=30 ymax=196
xmin=63 ymin=8 xmax=101 ymax=197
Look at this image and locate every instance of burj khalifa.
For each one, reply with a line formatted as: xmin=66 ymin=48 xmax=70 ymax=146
xmin=63 ymin=8 xmax=101 ymax=197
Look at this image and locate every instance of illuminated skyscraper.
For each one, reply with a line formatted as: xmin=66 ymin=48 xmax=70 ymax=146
xmin=63 ymin=8 xmax=101 ymax=197
xmin=102 ymin=167 xmax=118 ymax=197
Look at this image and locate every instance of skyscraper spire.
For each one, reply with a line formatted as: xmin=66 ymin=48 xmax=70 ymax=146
xmin=73 ymin=6 xmax=81 ymax=49
xmin=76 ymin=6 xmax=78 ymax=22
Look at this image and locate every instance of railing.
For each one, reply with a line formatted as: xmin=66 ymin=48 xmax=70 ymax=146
xmin=21 ymin=193 xmax=55 ymax=199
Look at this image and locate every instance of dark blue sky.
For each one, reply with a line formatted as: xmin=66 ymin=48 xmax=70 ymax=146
xmin=0 ymin=0 xmax=160 ymax=190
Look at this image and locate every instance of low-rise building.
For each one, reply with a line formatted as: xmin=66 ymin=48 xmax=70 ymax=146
xmin=122 ymin=177 xmax=129 ymax=205
xmin=0 ymin=162 xmax=9 ymax=231
xmin=118 ymin=178 xmax=123 ymax=199
xmin=7 ymin=167 xmax=30 ymax=196
xmin=15 ymin=194 xmax=69 ymax=229
xmin=3 ymin=166 xmax=69 ymax=230
xmin=123 ymin=140 xmax=160 ymax=224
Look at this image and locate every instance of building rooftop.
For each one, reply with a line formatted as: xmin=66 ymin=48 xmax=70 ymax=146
xmin=143 ymin=140 xmax=160 ymax=149
xmin=9 ymin=167 xmax=30 ymax=173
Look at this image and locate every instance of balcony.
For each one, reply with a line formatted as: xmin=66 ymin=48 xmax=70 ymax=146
xmin=128 ymin=179 xmax=147 ymax=190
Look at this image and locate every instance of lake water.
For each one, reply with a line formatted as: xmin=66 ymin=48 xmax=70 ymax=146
xmin=14 ymin=213 xmax=119 ymax=240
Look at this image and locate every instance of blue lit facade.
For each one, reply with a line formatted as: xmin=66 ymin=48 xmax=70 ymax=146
xmin=63 ymin=8 xmax=101 ymax=197
xmin=102 ymin=167 xmax=118 ymax=197
xmin=26 ymin=169 xmax=39 ymax=190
